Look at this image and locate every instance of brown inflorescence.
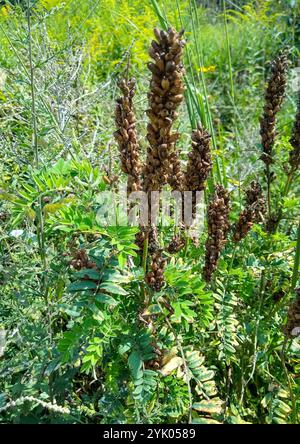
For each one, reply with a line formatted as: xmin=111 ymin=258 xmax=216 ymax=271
xmin=143 ymin=27 xmax=186 ymax=192
xmin=203 ymin=185 xmax=231 ymax=282
xmin=185 ymin=124 xmax=212 ymax=192
xmin=145 ymin=250 xmax=166 ymax=292
xmin=289 ymin=91 xmax=300 ymax=172
xmin=260 ymin=53 xmax=288 ymax=166
xmin=114 ymin=78 xmax=142 ymax=194
xmin=284 ymin=288 xmax=300 ymax=338
xmin=167 ymin=233 xmax=186 ymax=254
xmin=168 ymin=150 xmax=186 ymax=191
xmin=233 ymin=181 xmax=266 ymax=243
xmin=69 ymin=249 xmax=97 ymax=271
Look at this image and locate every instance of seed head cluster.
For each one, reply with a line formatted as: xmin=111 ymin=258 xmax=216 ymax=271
xmin=69 ymin=249 xmax=97 ymax=271
xmin=260 ymin=53 xmax=288 ymax=166
xmin=203 ymin=185 xmax=231 ymax=282
xmin=114 ymin=78 xmax=142 ymax=194
xmin=185 ymin=124 xmax=212 ymax=192
xmin=167 ymin=233 xmax=186 ymax=254
xmin=143 ymin=27 xmax=186 ymax=192
xmin=146 ymin=250 xmax=166 ymax=292
xmin=233 ymin=181 xmax=266 ymax=243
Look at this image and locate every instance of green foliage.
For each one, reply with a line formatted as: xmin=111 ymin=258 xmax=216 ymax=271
xmin=0 ymin=0 xmax=299 ymax=426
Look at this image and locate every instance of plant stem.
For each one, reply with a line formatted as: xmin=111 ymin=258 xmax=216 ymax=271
xmin=27 ymin=2 xmax=47 ymax=284
xmin=222 ymin=0 xmax=235 ymax=103
xmin=142 ymin=230 xmax=149 ymax=274
xmin=291 ymin=219 xmax=300 ymax=291
xmin=266 ymin=164 xmax=272 ymax=222
xmin=269 ymin=171 xmax=294 ymax=233
xmin=141 ymin=229 xmax=149 ymax=305
xmin=163 ymin=314 xmax=193 ymax=424
xmin=27 ymin=0 xmax=53 ymax=399
xmin=279 ymin=339 xmax=297 ymax=424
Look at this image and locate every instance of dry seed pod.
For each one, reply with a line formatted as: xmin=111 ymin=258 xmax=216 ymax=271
xmin=260 ymin=53 xmax=288 ymax=166
xmin=284 ymin=288 xmax=300 ymax=338
xmin=69 ymin=249 xmax=97 ymax=271
xmin=167 ymin=234 xmax=186 ymax=254
xmin=289 ymin=91 xmax=300 ymax=172
xmin=185 ymin=124 xmax=212 ymax=219
xmin=143 ymin=27 xmax=186 ymax=192
xmin=185 ymin=124 xmax=212 ymax=192
xmin=145 ymin=250 xmax=166 ymax=292
xmin=168 ymin=150 xmax=186 ymax=191
xmin=135 ymin=227 xmax=147 ymax=253
xmin=114 ymin=78 xmax=142 ymax=194
xmin=148 ymin=226 xmax=159 ymax=255
xmin=203 ymin=185 xmax=231 ymax=282
xmin=233 ymin=181 xmax=266 ymax=243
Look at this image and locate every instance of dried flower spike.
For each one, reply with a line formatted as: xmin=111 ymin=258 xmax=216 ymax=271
xmin=69 ymin=249 xmax=97 ymax=271
xmin=260 ymin=53 xmax=288 ymax=166
xmin=167 ymin=233 xmax=186 ymax=254
xmin=146 ymin=250 xmax=166 ymax=292
xmin=233 ymin=181 xmax=266 ymax=243
xmin=143 ymin=27 xmax=186 ymax=192
xmin=289 ymin=91 xmax=300 ymax=172
xmin=114 ymin=78 xmax=142 ymax=194
xmin=185 ymin=124 xmax=212 ymax=192
xmin=203 ymin=185 xmax=231 ymax=282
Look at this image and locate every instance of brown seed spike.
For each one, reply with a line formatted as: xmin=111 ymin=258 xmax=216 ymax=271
xmin=114 ymin=78 xmax=142 ymax=195
xmin=185 ymin=124 xmax=212 ymax=193
xmin=233 ymin=181 xmax=266 ymax=243
xmin=143 ymin=28 xmax=186 ymax=192
xmin=260 ymin=53 xmax=288 ymax=166
xmin=203 ymin=185 xmax=231 ymax=282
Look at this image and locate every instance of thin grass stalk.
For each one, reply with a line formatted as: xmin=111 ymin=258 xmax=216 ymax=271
xmin=222 ymin=0 xmax=235 ymax=103
xmin=27 ymin=0 xmax=53 ymax=401
xmin=190 ymin=0 xmax=224 ymax=185
xmin=279 ymin=339 xmax=297 ymax=424
xmin=174 ymin=0 xmax=215 ymax=194
xmin=27 ymin=2 xmax=47 ymax=284
xmin=0 ymin=21 xmax=76 ymax=160
xmin=150 ymin=0 xmax=169 ymax=30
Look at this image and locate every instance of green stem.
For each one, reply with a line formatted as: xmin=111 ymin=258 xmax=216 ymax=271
xmin=271 ymin=171 xmax=294 ymax=233
xmin=279 ymin=339 xmax=297 ymax=424
xmin=222 ymin=0 xmax=235 ymax=103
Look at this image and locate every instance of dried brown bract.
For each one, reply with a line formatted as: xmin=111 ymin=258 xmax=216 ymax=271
xmin=260 ymin=53 xmax=288 ymax=166
xmin=203 ymin=185 xmax=231 ymax=282
xmin=114 ymin=78 xmax=142 ymax=194
xmin=168 ymin=150 xmax=186 ymax=191
xmin=146 ymin=250 xmax=166 ymax=292
xmin=69 ymin=249 xmax=97 ymax=271
xmin=284 ymin=288 xmax=300 ymax=338
xmin=289 ymin=92 xmax=300 ymax=172
xmin=233 ymin=181 xmax=266 ymax=243
xmin=143 ymin=27 xmax=186 ymax=192
xmin=167 ymin=233 xmax=186 ymax=254
xmin=185 ymin=124 xmax=212 ymax=192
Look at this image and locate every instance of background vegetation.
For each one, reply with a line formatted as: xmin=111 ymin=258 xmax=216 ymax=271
xmin=0 ymin=0 xmax=299 ymax=424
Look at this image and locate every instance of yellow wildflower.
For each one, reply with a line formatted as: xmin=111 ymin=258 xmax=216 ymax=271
xmin=199 ymin=65 xmax=216 ymax=73
xmin=0 ymin=5 xmax=10 ymax=18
